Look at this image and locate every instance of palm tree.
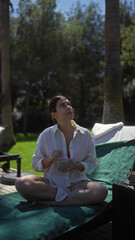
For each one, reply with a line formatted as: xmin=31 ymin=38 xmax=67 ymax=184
xmin=102 ymin=0 xmax=124 ymax=123
xmin=0 ymin=0 xmax=16 ymax=146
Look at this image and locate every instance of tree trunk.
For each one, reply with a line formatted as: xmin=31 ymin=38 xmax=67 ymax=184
xmin=0 ymin=0 xmax=16 ymax=146
xmin=102 ymin=0 xmax=124 ymax=123
xmin=23 ymin=87 xmax=31 ymax=135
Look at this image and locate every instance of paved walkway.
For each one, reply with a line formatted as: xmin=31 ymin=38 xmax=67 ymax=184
xmin=0 ymin=168 xmax=17 ymax=196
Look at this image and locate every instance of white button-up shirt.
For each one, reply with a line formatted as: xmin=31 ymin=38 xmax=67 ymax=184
xmin=32 ymin=122 xmax=98 ymax=201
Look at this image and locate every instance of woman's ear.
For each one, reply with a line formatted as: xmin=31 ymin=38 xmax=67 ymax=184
xmin=51 ymin=112 xmax=57 ymax=121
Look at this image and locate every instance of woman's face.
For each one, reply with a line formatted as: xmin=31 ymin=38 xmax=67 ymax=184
xmin=51 ymin=98 xmax=74 ymax=123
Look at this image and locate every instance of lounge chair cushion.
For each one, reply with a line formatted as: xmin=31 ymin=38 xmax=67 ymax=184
xmin=0 ymin=140 xmax=135 ymax=240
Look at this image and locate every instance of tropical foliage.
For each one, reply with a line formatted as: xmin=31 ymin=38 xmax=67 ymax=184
xmin=0 ymin=0 xmax=135 ymax=135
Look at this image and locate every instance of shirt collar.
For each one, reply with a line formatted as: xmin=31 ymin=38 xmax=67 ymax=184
xmin=52 ymin=124 xmax=59 ymax=135
xmin=74 ymin=121 xmax=85 ymax=135
xmin=51 ymin=121 xmax=85 ymax=135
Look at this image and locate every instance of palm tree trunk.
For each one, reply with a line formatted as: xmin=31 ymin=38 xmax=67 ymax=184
xmin=102 ymin=0 xmax=124 ymax=123
xmin=23 ymin=86 xmax=31 ymax=135
xmin=0 ymin=0 xmax=16 ymax=146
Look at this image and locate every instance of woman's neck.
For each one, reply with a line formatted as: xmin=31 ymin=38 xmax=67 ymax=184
xmin=58 ymin=120 xmax=75 ymax=154
xmin=58 ymin=120 xmax=75 ymax=134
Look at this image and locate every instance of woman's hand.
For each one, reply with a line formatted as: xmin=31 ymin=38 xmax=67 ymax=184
xmin=49 ymin=150 xmax=63 ymax=161
xmin=42 ymin=150 xmax=63 ymax=169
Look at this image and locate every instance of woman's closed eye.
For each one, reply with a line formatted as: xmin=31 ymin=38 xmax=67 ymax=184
xmin=61 ymin=103 xmax=66 ymax=107
xmin=60 ymin=102 xmax=71 ymax=108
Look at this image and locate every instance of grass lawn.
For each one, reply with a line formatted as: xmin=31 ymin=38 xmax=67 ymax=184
xmin=8 ymin=133 xmax=42 ymax=176
xmin=7 ymin=129 xmax=92 ymax=176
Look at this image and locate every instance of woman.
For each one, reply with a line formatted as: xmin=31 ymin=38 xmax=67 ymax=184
xmin=15 ymin=95 xmax=107 ymax=205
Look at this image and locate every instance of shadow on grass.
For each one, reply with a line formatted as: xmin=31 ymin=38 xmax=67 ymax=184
xmin=15 ymin=133 xmax=39 ymax=142
xmin=0 ymin=133 xmax=39 ymax=152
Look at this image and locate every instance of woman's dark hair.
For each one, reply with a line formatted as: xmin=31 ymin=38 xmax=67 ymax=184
xmin=48 ymin=95 xmax=66 ymax=114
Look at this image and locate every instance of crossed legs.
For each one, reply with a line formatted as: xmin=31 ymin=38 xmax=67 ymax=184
xmin=15 ymin=175 xmax=108 ymax=206
xmin=15 ymin=175 xmax=57 ymax=202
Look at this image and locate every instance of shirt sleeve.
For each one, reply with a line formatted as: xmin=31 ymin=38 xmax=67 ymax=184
xmin=78 ymin=131 xmax=98 ymax=176
xmin=32 ymin=133 xmax=46 ymax=172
